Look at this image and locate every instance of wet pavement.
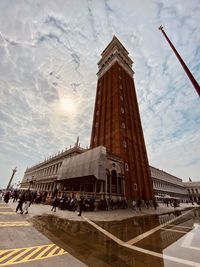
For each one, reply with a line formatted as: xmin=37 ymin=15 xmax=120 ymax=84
xmin=5 ymin=201 xmax=200 ymax=266
xmin=0 ymin=202 xmax=88 ymax=267
xmin=30 ymin=207 xmax=200 ymax=267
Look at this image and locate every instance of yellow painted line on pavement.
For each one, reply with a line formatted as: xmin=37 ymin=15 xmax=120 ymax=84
xmin=0 ymin=244 xmax=68 ymax=266
xmin=20 ymin=246 xmax=43 ymax=261
xmin=0 ymin=207 xmax=10 ymax=209
xmin=0 ymin=213 xmax=14 ymax=216
xmin=0 ymin=250 xmax=19 ymax=263
xmin=0 ymin=223 xmax=30 ymax=227
xmin=34 ymin=244 xmax=54 ymax=259
xmin=46 ymin=246 xmax=59 ymax=257
xmin=5 ymin=247 xmax=33 ymax=265
xmin=57 ymin=248 xmax=65 ymax=256
xmin=0 ymin=221 xmax=29 ymax=224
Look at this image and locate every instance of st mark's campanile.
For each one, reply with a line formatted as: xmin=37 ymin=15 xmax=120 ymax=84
xmin=90 ymin=36 xmax=154 ymax=201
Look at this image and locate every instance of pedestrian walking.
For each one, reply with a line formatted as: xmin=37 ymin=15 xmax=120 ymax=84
xmin=4 ymin=191 xmax=10 ymax=203
xmin=16 ymin=192 xmax=26 ymax=214
xmin=132 ymin=199 xmax=136 ymax=211
xmin=78 ymin=196 xmax=84 ymax=216
xmin=23 ymin=191 xmax=32 ymax=214
xmin=136 ymin=199 xmax=142 ymax=211
xmin=153 ymin=199 xmax=158 ymax=210
xmin=51 ymin=196 xmax=59 ymax=212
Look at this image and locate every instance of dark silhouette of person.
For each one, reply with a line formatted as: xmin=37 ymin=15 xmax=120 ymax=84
xmin=4 ymin=191 xmax=10 ymax=203
xmin=16 ymin=192 xmax=26 ymax=214
xmin=51 ymin=196 xmax=59 ymax=212
xmin=78 ymin=196 xmax=84 ymax=216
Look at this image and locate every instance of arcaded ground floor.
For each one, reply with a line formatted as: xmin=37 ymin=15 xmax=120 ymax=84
xmin=27 ymin=175 xmax=126 ymax=202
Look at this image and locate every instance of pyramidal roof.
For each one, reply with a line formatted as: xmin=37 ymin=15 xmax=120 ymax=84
xmin=101 ymin=35 xmax=129 ymax=56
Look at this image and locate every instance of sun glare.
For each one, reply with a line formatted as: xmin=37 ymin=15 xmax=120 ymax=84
xmin=61 ymin=97 xmax=77 ymax=114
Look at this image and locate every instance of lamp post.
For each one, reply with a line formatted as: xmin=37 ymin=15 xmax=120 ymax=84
xmin=159 ymin=25 xmax=200 ymax=97
xmin=6 ymin=167 xmax=17 ymax=191
xmin=28 ymin=176 xmax=34 ymax=190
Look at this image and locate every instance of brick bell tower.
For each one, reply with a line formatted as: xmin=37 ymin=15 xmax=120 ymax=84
xmin=90 ymin=36 xmax=154 ymax=201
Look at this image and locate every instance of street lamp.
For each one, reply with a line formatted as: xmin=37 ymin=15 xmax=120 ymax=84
xmin=28 ymin=176 xmax=34 ymax=190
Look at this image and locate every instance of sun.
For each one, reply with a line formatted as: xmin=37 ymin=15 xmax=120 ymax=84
xmin=61 ymin=97 xmax=77 ymax=114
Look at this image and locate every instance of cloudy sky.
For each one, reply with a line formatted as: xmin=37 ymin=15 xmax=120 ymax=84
xmin=0 ymin=0 xmax=199 ymax=188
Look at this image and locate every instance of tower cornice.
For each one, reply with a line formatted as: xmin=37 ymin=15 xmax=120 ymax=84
xmin=97 ymin=36 xmax=134 ymax=78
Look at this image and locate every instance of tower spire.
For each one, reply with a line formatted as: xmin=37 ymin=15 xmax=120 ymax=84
xmin=159 ymin=25 xmax=200 ymax=97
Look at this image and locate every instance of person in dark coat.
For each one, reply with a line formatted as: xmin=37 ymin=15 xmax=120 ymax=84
xmin=51 ymin=196 xmax=59 ymax=212
xmin=153 ymin=199 xmax=158 ymax=210
xmin=42 ymin=191 xmax=48 ymax=203
xmin=4 ymin=191 xmax=10 ymax=203
xmin=78 ymin=196 xmax=84 ymax=216
xmin=16 ymin=192 xmax=26 ymax=214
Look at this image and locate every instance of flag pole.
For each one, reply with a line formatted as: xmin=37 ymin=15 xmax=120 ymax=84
xmin=159 ymin=25 xmax=200 ymax=97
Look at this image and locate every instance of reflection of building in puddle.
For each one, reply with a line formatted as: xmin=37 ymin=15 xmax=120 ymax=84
xmin=193 ymin=208 xmax=200 ymax=218
xmin=158 ymin=213 xmax=176 ymax=225
xmin=155 ymin=212 xmax=195 ymax=251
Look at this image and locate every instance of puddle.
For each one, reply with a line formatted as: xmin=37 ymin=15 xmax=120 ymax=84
xmin=31 ymin=208 xmax=200 ymax=267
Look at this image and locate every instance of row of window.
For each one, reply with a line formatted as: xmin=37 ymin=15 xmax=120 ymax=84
xmin=26 ymin=162 xmax=62 ymax=179
xmin=33 ymin=182 xmax=55 ymax=192
xmin=188 ymin=188 xmax=200 ymax=194
xmin=153 ymin=180 xmax=185 ymax=193
xmin=152 ymin=170 xmax=180 ymax=184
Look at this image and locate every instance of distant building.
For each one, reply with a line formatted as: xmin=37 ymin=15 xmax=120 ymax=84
xmin=150 ymin=166 xmax=188 ymax=201
xmin=184 ymin=181 xmax=200 ymax=202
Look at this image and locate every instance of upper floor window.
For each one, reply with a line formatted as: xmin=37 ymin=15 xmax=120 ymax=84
xmin=125 ymin=163 xmax=129 ymax=171
xmin=123 ymin=140 xmax=127 ymax=148
xmin=134 ymin=183 xmax=137 ymax=191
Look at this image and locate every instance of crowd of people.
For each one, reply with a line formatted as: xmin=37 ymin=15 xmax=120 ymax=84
xmin=1 ymin=189 xmax=129 ymax=215
xmin=0 ymin=190 xmax=48 ymax=214
xmin=0 ymin=189 xmax=197 ymax=217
